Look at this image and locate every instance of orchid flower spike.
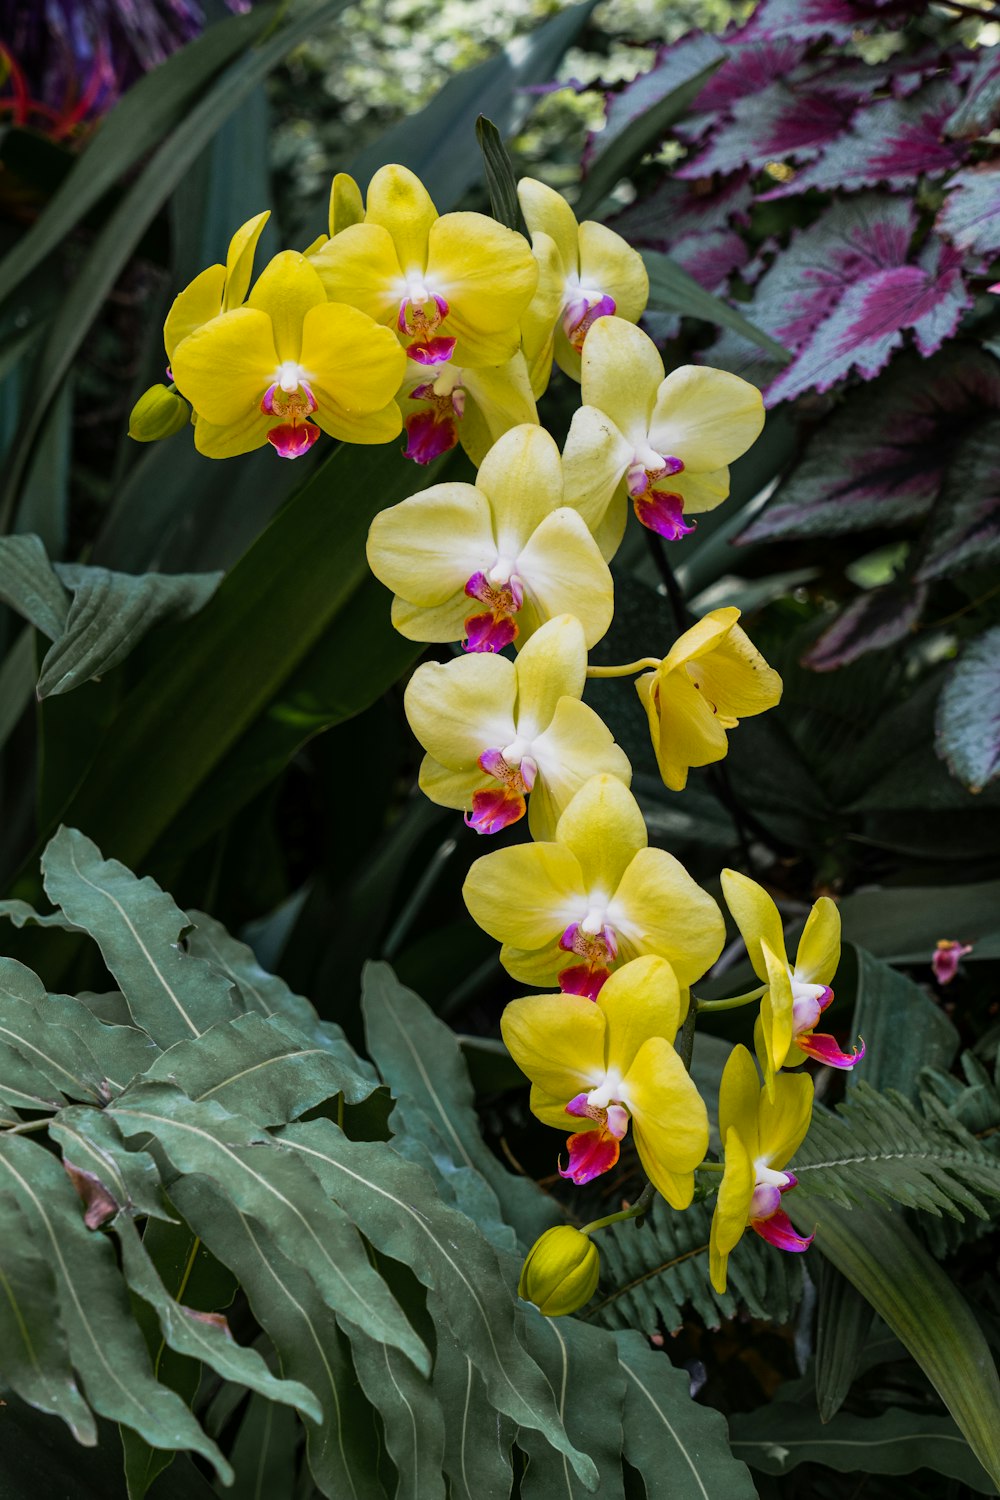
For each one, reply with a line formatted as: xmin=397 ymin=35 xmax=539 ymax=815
xmin=502 ymin=956 xmax=709 ymax=1208
xmin=309 ymin=164 xmax=538 ymax=368
xmin=169 ymin=250 xmax=405 ymax=459
xmin=561 ymin=317 xmax=765 ymax=557
xmin=405 ymin=614 xmax=631 ymax=838
xmin=399 ymin=350 xmax=538 ymax=467
xmin=366 ymin=424 xmax=615 ymax=653
xmin=516 ymin=176 xmax=649 ymax=395
xmin=721 ymin=870 xmax=864 ymax=1098
xmin=636 ymin=608 xmax=782 ymax=791
xmin=463 ymin=773 xmax=725 ymax=1000
xmin=710 ymin=1044 xmax=814 ymax=1294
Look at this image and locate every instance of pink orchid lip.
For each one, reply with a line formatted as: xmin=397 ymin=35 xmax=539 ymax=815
xmin=261 ymin=380 xmax=317 ymax=417
xmin=404 ymin=407 xmax=458 ymax=464
xmin=558 ymin=962 xmax=610 ymax=1001
xmin=752 ymin=1206 xmax=813 ymax=1253
xmin=266 ymin=421 xmax=320 ymax=459
xmin=562 ymin=291 xmax=617 ymax=353
xmin=464 ymin=611 xmax=518 ymax=653
xmin=398 ymin=293 xmax=454 ymax=363
xmin=465 ymin=785 xmax=526 ymax=835
xmin=632 ymin=488 xmax=697 ymax=541
xmin=462 ymin=570 xmax=525 ymax=654
xmin=795 ymin=1032 xmax=866 ymax=1069
xmin=409 ymin=335 xmax=457 ymax=365
xmin=559 ymin=920 xmax=618 ymax=962
xmin=559 ymin=1097 xmax=629 ymax=1185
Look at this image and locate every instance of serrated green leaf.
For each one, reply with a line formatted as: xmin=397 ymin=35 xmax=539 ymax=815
xmin=169 ymin=1175 xmax=384 ymax=1500
xmin=643 ymin=250 xmax=792 ymax=360
xmin=0 ymin=1134 xmax=230 ymax=1479
xmin=518 ymin=1310 xmax=626 ymax=1500
xmin=0 ymin=8 xmax=271 ymax=307
xmin=113 ymin=1214 xmax=320 ymax=1422
xmin=362 ymin=962 xmax=553 ymax=1249
xmin=41 ymin=827 xmax=240 ymax=1046
xmin=730 ymin=1403 xmax=996 ymax=1490
xmin=278 ymin=1118 xmax=597 ymax=1487
xmin=51 ymin=1108 xmax=172 ymax=1225
xmin=576 ymin=38 xmax=724 ymax=216
xmin=935 ymin=626 xmax=1000 ymax=792
xmin=107 ymin=1082 xmax=429 ymax=1374
xmin=0 ymin=1188 xmax=97 ymax=1444
xmin=845 ymin=945 xmax=959 ymax=1101
xmin=787 ymin=1196 xmax=1000 ymax=1490
xmin=145 ymin=1012 xmax=374 ymax=1120
xmin=183 ymin=908 xmax=324 ymax=1036
xmin=351 ymin=1329 xmax=447 ymax=1500
xmin=615 ymin=1330 xmax=756 ymax=1500
xmin=36 ymin=562 xmax=222 ymax=698
xmin=431 ymin=1326 xmax=515 ymax=1500
xmin=0 ymin=956 xmax=106 ymax=1104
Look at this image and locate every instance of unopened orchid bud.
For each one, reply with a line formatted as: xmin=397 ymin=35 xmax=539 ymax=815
xmin=518 ymin=1226 xmax=600 ymax=1317
xmin=128 ymin=384 xmax=190 ymax=442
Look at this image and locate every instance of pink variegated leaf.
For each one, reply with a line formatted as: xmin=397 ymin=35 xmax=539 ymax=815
xmin=583 ymin=30 xmax=725 ymax=172
xmin=669 ymin=228 xmax=750 ymax=291
xmin=915 ymin=417 xmax=1000 ymax=583
xmin=740 ymin=0 xmax=912 ymax=43
xmin=739 ymin=347 xmax=1000 ymax=543
xmin=676 ymin=80 xmax=853 ymax=179
xmin=682 ymin=36 xmax=807 ymax=122
xmin=609 ymin=172 xmax=753 ymax=248
xmin=938 ymin=165 xmax=1000 ymax=257
xmin=946 ymin=45 xmax=1000 ymax=140
xmin=803 ymin=583 xmax=928 ymax=671
xmin=761 ymin=80 xmax=965 ymax=200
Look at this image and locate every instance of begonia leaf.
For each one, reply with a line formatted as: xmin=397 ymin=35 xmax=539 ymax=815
xmin=740 ymin=0 xmax=914 ymax=43
xmin=761 ymin=79 xmax=964 ymax=199
xmin=683 ymin=36 xmax=806 ymax=123
xmin=938 ymin=164 xmax=1000 ymax=257
xmin=915 ymin=417 xmax=1000 ymax=581
xmin=676 ymin=80 xmax=852 ymax=180
xmin=946 ymin=45 xmax=1000 ymax=140
xmin=740 ymin=347 xmax=1000 ymax=542
xmin=802 ymin=582 xmax=927 ymax=671
xmin=609 ymin=172 xmax=752 ymax=249
xmin=586 ymin=31 xmax=726 ymax=169
xmin=935 ymin=627 xmax=1000 ymax=793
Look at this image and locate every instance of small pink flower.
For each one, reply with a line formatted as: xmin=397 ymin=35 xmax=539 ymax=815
xmin=932 ymin=939 xmax=973 ymax=986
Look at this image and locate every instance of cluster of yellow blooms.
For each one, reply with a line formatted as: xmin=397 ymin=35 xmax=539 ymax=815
xmin=132 ymin=162 xmax=865 ymax=1317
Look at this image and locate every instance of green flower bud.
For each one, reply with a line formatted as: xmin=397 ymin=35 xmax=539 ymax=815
xmin=128 ymin=384 xmax=190 ymax=442
xmin=518 ymin=1226 xmax=600 ymax=1317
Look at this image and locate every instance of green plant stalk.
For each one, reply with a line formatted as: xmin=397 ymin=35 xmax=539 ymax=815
xmin=696 ymin=984 xmax=766 ymax=1013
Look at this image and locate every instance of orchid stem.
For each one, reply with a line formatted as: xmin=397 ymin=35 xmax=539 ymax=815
xmin=696 ymin=1161 xmax=724 ymax=1173
xmin=581 ymin=1181 xmax=657 ymax=1236
xmin=678 ymin=1002 xmax=697 ymax=1073
xmin=586 ymin=657 xmax=662 ymax=679
xmin=2 ymin=1117 xmax=53 ymax=1135
xmin=696 ymin=984 xmax=766 ymax=1013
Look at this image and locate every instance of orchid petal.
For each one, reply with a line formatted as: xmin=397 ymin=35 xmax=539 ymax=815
xmin=300 ymin=302 xmax=406 ymax=421
xmin=428 ymin=212 xmax=539 ymax=362
xmin=478 ymin=424 xmax=563 ymax=550
xmin=710 ymin=1126 xmax=755 ymax=1294
xmin=463 ymin=841 xmax=584 ymax=953
xmin=718 ymin=1044 xmax=762 ymax=1165
xmin=247 ymin=251 xmax=326 ymax=364
xmin=648 ymin=365 xmax=764 ymax=473
xmin=554 ymin=774 xmax=647 ymax=896
xmin=759 ymin=939 xmax=796 ymax=1098
xmin=367 ymin=483 xmax=495 ymax=606
xmin=192 ymin=410 xmax=269 ymax=459
xmin=404 ymin=653 xmax=518 ymax=771
xmin=171 ymin=308 xmax=277 ymax=426
xmin=459 ymin=354 xmax=538 ymax=464
xmin=390 ymin=592 xmax=474 ymax=644
xmin=513 ymin=614 xmax=588 ymax=738
xmin=577 ymin=219 xmax=648 ymax=323
xmin=365 ymin=163 xmax=438 ymax=273
xmin=626 ymin=1037 xmax=709 ymax=1207
xmin=224 ymin=210 xmax=270 ymax=311
xmin=598 ymin=955 xmax=682 ymax=1074
xmin=528 ymin=698 xmax=632 ymax=841
xmin=514 ymin=508 xmax=615 ymax=649
xmin=689 ymin=620 xmax=783 ymax=719
xmin=329 ymin=172 xmax=364 ymax=237
xmin=520 ymin=231 xmax=564 ymax=398
xmin=612 ymin=847 xmax=726 ymax=988
xmin=796 ymin=1032 xmax=865 ymax=1069
xmin=417 ymin=756 xmax=488 ymax=813
xmin=794 ymin=896 xmax=841 ymax=987
xmin=661 ymin=465 xmax=731 ymax=517
xmin=165 ymin=263 xmax=226 ymax=365
xmin=660 ymin=608 xmax=740 ymax=673
xmin=752 ymin=1208 xmax=813 ymax=1253
xmin=759 ymin=1070 xmax=813 ymax=1170
xmin=530 ymin=1084 xmax=595 ymax=1131
xmin=561 ymin=405 xmax=634 ymax=545
xmin=721 ymin=870 xmax=790 ymax=982
xmin=310 ymin=221 xmax=404 ymax=326
xmin=501 ymin=994 xmax=606 ymax=1101
xmin=579 ymin=317 xmax=663 ymax=436
xmin=518 ymin=177 xmax=578 ymax=272
xmin=637 ymin=666 xmax=729 ymax=793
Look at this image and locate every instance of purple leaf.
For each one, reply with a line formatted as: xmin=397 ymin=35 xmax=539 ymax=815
xmin=739 ymin=347 xmax=1000 ymax=543
xmin=938 ymin=165 xmax=1000 ymax=256
xmin=946 ymin=46 xmax=1000 ymax=140
xmin=760 ymin=80 xmax=965 ymax=199
xmin=935 ymin=626 xmax=1000 ymax=792
xmin=676 ymin=80 xmax=853 ymax=179
xmin=740 ymin=0 xmax=913 ymax=43
xmin=803 ymin=583 xmax=927 ymax=671
xmin=668 ymin=228 xmax=750 ymax=290
xmin=609 ymin=172 xmax=753 ymax=247
xmin=915 ymin=417 xmax=1000 ymax=581
xmin=584 ymin=30 xmax=725 ymax=171
xmin=684 ymin=36 xmax=807 ymax=119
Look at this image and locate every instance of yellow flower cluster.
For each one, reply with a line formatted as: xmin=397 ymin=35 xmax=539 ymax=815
xmin=136 ymin=161 xmax=865 ymax=1318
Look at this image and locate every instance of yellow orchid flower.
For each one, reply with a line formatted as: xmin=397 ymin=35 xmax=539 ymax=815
xmin=561 ymin=317 xmax=765 ymax=553
xmin=709 ymin=1045 xmax=814 ymax=1294
xmin=463 ymin=773 xmax=724 ymax=1000
xmin=366 ymin=424 xmax=614 ymax=653
xmin=169 ymin=250 xmax=406 ymax=460
xmin=501 ymin=955 xmax=709 ymax=1208
xmin=309 ymin=164 xmax=538 ymax=368
xmin=518 ymin=1226 xmax=600 ymax=1317
xmin=635 ymin=607 xmax=782 ymax=792
xmin=398 ymin=350 xmax=537 ymax=468
xmin=720 ymin=870 xmax=863 ymax=1099
xmin=163 ymin=210 xmax=271 ymax=371
xmin=517 ymin=176 xmax=649 ymax=394
xmin=405 ymin=614 xmax=631 ymax=839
